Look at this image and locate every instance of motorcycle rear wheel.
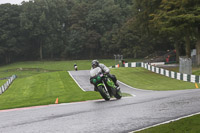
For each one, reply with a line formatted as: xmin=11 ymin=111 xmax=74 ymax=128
xmin=98 ymin=86 xmax=110 ymax=101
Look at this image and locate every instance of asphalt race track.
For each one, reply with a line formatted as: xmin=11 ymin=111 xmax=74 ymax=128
xmin=1 ymin=70 xmax=200 ymax=133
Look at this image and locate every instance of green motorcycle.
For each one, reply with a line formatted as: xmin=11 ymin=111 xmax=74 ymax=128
xmin=90 ymin=67 xmax=122 ymax=101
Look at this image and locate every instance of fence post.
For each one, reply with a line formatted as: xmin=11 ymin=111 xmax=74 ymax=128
xmin=0 ymin=87 xmax=2 ymax=94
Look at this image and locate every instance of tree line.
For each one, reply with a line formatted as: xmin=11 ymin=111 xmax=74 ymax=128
xmin=0 ymin=0 xmax=199 ymax=65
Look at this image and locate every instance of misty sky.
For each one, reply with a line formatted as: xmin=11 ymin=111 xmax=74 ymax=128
xmin=0 ymin=0 xmax=29 ymax=5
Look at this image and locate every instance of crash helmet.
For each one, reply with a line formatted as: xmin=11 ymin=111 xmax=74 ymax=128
xmin=91 ymin=60 xmax=99 ymax=68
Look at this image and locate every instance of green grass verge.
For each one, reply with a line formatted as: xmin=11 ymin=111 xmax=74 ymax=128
xmin=135 ymin=114 xmax=200 ymax=133
xmin=0 ymin=59 xmax=142 ymax=79
xmin=0 ymin=60 xmax=116 ymax=78
xmin=0 ymin=60 xmax=91 ymax=78
xmin=192 ymin=67 xmax=200 ymax=75
xmin=111 ymin=67 xmax=198 ymax=90
xmin=0 ymin=80 xmax=6 ymax=86
xmin=0 ymin=59 xmax=120 ymax=71
xmin=0 ymin=71 xmax=102 ymax=110
xmin=0 ymin=60 xmax=137 ymax=110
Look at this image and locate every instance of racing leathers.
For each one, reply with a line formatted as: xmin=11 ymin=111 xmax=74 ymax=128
xmin=91 ymin=63 xmax=119 ymax=91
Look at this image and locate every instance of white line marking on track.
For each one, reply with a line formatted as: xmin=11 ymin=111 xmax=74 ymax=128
xmin=68 ymin=71 xmax=86 ymax=92
xmin=131 ymin=111 xmax=200 ymax=133
xmin=130 ymin=94 xmax=136 ymax=97
xmin=118 ymin=80 xmax=136 ymax=97
xmin=118 ymin=80 xmax=134 ymax=89
xmin=118 ymin=80 xmax=152 ymax=92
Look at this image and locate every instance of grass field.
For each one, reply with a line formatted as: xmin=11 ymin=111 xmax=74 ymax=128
xmin=0 ymin=71 xmax=102 ymax=110
xmin=111 ymin=67 xmax=198 ymax=90
xmin=0 ymin=59 xmax=141 ymax=78
xmin=0 ymin=80 xmax=6 ymax=86
xmin=0 ymin=59 xmax=139 ymax=72
xmin=135 ymin=114 xmax=200 ymax=133
xmin=0 ymin=59 xmax=118 ymax=78
xmin=0 ymin=59 xmax=139 ymax=110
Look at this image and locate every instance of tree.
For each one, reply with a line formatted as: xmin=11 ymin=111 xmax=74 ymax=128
xmin=0 ymin=0 xmax=138 ymax=62
xmin=20 ymin=0 xmax=48 ymax=60
xmin=20 ymin=0 xmax=69 ymax=60
xmin=0 ymin=4 xmax=21 ymax=64
xmin=149 ymin=0 xmax=200 ymax=60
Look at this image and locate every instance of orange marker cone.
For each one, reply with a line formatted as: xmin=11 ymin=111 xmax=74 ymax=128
xmin=55 ymin=98 xmax=59 ymax=104
xmin=195 ymin=83 xmax=199 ymax=88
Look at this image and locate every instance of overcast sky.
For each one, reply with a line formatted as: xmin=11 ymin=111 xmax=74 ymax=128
xmin=0 ymin=0 xmax=29 ymax=5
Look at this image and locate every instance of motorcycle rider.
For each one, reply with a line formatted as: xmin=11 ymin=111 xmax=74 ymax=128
xmin=91 ymin=60 xmax=120 ymax=91
xmin=74 ymin=63 xmax=78 ymax=71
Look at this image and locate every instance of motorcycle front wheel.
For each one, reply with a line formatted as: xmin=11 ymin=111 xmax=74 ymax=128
xmin=97 ymin=85 xmax=110 ymax=101
xmin=114 ymin=89 xmax=122 ymax=99
xmin=111 ymin=87 xmax=122 ymax=99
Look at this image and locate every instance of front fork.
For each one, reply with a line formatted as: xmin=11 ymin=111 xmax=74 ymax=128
xmin=97 ymin=82 xmax=109 ymax=93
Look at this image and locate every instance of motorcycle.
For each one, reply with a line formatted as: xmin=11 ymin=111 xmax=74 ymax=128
xmin=90 ymin=67 xmax=122 ymax=101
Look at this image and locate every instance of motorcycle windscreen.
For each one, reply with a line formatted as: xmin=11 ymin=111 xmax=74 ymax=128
xmin=90 ymin=67 xmax=102 ymax=77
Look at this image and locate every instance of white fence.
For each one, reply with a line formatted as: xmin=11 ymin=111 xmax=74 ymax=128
xmin=112 ymin=62 xmax=200 ymax=83
xmin=0 ymin=75 xmax=17 ymax=95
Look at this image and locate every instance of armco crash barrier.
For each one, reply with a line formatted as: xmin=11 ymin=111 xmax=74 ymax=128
xmin=112 ymin=62 xmax=200 ymax=83
xmin=0 ymin=75 xmax=17 ymax=95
